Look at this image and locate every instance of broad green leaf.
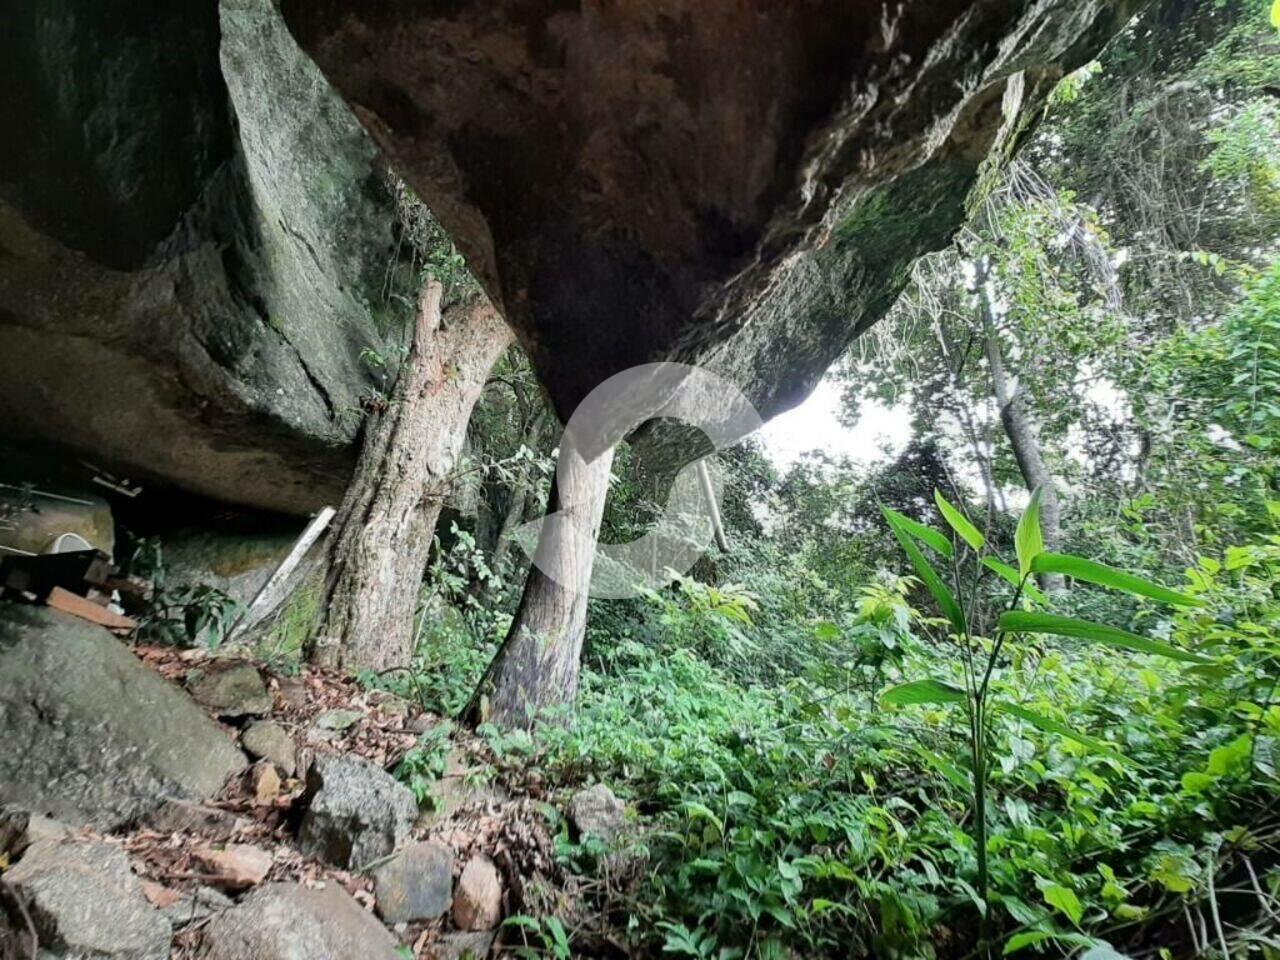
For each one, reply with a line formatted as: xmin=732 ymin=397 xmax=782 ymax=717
xmin=1272 ymin=0 xmax=1280 ymax=29
xmin=982 ymin=557 xmax=1048 ymax=604
xmin=1039 ymin=882 xmax=1083 ymax=926
xmin=1181 ymin=771 xmax=1214 ymax=794
xmin=934 ymin=490 xmax=985 ymax=551
xmin=1003 ymin=931 xmax=1096 ymax=956
xmin=883 ymin=507 xmax=953 ymax=558
xmin=997 ymin=610 xmax=1209 ymax=664
xmin=1015 ymin=487 xmax=1045 ymax=579
xmin=885 ymin=511 xmax=967 ymax=635
xmin=998 ymin=702 xmax=1124 ymax=758
xmin=1031 ymin=553 xmax=1201 ymax=607
xmin=813 ymin=620 xmax=841 ymax=642
xmin=881 ymin=678 xmax=967 ymax=707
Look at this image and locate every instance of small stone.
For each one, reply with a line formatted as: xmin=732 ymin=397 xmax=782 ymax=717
xmin=193 ymin=842 xmax=273 ymax=890
xmin=297 ymin=754 xmax=417 ymax=869
xmin=187 ymin=660 xmax=272 ymax=717
xmin=7 ymin=838 xmax=171 ymax=959
xmin=198 ymin=882 xmax=401 ymax=960
xmin=372 ymin=840 xmax=454 ymax=923
xmin=568 ymin=783 xmax=625 ymax=842
xmin=452 ymin=856 xmax=502 ymax=931
xmin=251 ymin=762 xmax=282 ymax=803
xmin=241 ymin=720 xmax=296 ymax=775
xmin=144 ymin=798 xmax=242 ymax=841
xmin=427 ymin=930 xmax=496 ymax=960
xmin=313 ymin=707 xmax=364 ymax=731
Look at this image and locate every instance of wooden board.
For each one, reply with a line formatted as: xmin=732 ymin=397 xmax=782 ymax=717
xmin=46 ymin=586 xmax=138 ymax=633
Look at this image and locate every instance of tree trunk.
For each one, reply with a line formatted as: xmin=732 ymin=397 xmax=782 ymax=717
xmin=310 ymin=280 xmax=513 ymax=671
xmin=463 ymin=439 xmax=615 ymax=728
xmin=980 ymin=303 xmax=1066 ymax=594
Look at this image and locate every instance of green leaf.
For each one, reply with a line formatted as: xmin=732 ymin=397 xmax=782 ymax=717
xmin=997 ymin=611 xmax=1209 ymax=663
xmin=1039 ymin=882 xmax=1083 ymax=926
xmin=883 ymin=507 xmax=953 ymax=557
xmin=1181 ymin=771 xmax=1214 ymax=794
xmin=881 ymin=678 xmax=967 ymax=707
xmin=998 ymin=702 xmax=1124 ymax=758
xmin=1031 ymin=553 xmax=1200 ymax=606
xmin=982 ymin=557 xmax=1048 ymax=604
xmin=1015 ymin=487 xmax=1045 ymax=579
xmin=885 ymin=510 xmax=967 ymax=635
xmin=1003 ymin=931 xmax=1097 ymax=956
xmin=934 ymin=490 xmax=985 ymax=551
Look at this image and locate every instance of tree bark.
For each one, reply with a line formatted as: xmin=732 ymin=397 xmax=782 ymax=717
xmin=463 ymin=439 xmax=615 ymax=728
xmin=979 ymin=300 xmax=1066 ymax=594
xmin=310 ymin=280 xmax=513 ymax=671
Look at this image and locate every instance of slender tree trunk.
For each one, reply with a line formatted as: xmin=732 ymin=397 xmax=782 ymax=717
xmin=979 ymin=297 xmax=1066 ymax=594
xmin=310 ymin=280 xmax=513 ymax=670
xmin=463 ymin=439 xmax=615 ymax=728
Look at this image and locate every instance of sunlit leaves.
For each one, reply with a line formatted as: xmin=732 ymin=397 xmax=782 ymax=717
xmin=998 ymin=611 xmax=1209 ymax=663
xmin=882 ymin=507 xmax=953 ymax=558
xmin=934 ymin=490 xmax=985 ymax=551
xmin=881 ymin=678 xmax=967 ymax=707
xmin=1015 ymin=488 xmax=1044 ymax=579
xmin=883 ymin=508 xmax=967 ymax=635
xmin=1030 ymin=552 xmax=1200 ymax=606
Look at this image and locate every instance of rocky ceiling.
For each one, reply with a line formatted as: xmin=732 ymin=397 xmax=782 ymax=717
xmin=280 ymin=0 xmax=1145 ymax=443
xmin=0 ymin=0 xmax=1146 ymax=512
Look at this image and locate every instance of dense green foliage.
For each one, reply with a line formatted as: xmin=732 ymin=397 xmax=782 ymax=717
xmin=361 ymin=3 xmax=1280 ymax=957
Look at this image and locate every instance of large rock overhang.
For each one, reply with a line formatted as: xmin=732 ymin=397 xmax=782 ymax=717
xmin=280 ymin=0 xmax=1146 ymax=456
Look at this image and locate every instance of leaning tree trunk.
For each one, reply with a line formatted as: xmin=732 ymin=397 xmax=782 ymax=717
xmin=310 ymin=280 xmax=512 ymax=671
xmin=462 ymin=440 xmax=615 ymax=728
xmin=980 ymin=304 xmax=1066 ymax=594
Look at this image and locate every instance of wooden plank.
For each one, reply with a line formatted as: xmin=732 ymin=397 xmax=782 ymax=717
xmin=228 ymin=506 xmax=335 ymax=641
xmin=46 ymin=586 xmax=138 ymax=632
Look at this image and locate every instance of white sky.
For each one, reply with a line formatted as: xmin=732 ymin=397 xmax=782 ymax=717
xmin=756 ymin=377 xmax=911 ymax=472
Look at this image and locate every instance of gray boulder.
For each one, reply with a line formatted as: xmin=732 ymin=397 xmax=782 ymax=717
xmin=372 ymin=840 xmax=454 ymax=924
xmin=240 ymin=720 xmax=296 ymax=775
xmin=162 ymin=885 xmax=234 ymax=928
xmin=6 ymin=838 xmax=171 ymax=960
xmin=0 ymin=605 xmax=247 ymax=829
xmin=187 ymin=661 xmax=273 ymax=718
xmin=196 ymin=882 xmax=401 ymax=960
xmin=568 ymin=783 xmax=626 ymax=842
xmin=297 ymin=754 xmax=417 ymax=869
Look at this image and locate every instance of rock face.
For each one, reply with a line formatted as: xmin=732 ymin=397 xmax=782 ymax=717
xmin=372 ymin=840 xmax=455 ymax=924
xmin=0 ymin=605 xmax=246 ymax=829
xmin=6 ymin=838 xmax=171 ymax=960
xmin=280 ymin=0 xmax=1143 ymax=457
xmin=297 ymin=754 xmax=417 ymax=869
xmin=187 ymin=661 xmax=273 ymax=718
xmin=568 ymin=783 xmax=626 ymax=842
xmin=241 ymin=720 xmax=296 ymax=775
xmin=197 ymin=882 xmax=402 ymax=960
xmin=0 ymin=0 xmax=414 ymax=513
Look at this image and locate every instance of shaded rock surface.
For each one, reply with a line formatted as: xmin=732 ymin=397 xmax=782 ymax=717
xmin=0 ymin=605 xmax=246 ymax=829
xmin=0 ymin=0 xmax=414 ymax=513
xmin=568 ymin=783 xmax=625 ymax=842
xmin=372 ymin=840 xmax=455 ymax=924
xmin=297 ymin=753 xmax=417 ymax=869
xmin=6 ymin=838 xmax=171 ymax=960
xmin=282 ymin=0 xmax=1143 ymax=467
xmin=452 ymin=856 xmax=503 ymax=932
xmin=196 ymin=882 xmax=402 ymax=960
xmin=143 ymin=800 xmax=243 ymax=842
xmin=187 ymin=660 xmax=273 ymax=718
xmin=240 ymin=720 xmax=296 ymax=775
xmin=426 ymin=931 xmax=496 ymax=960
